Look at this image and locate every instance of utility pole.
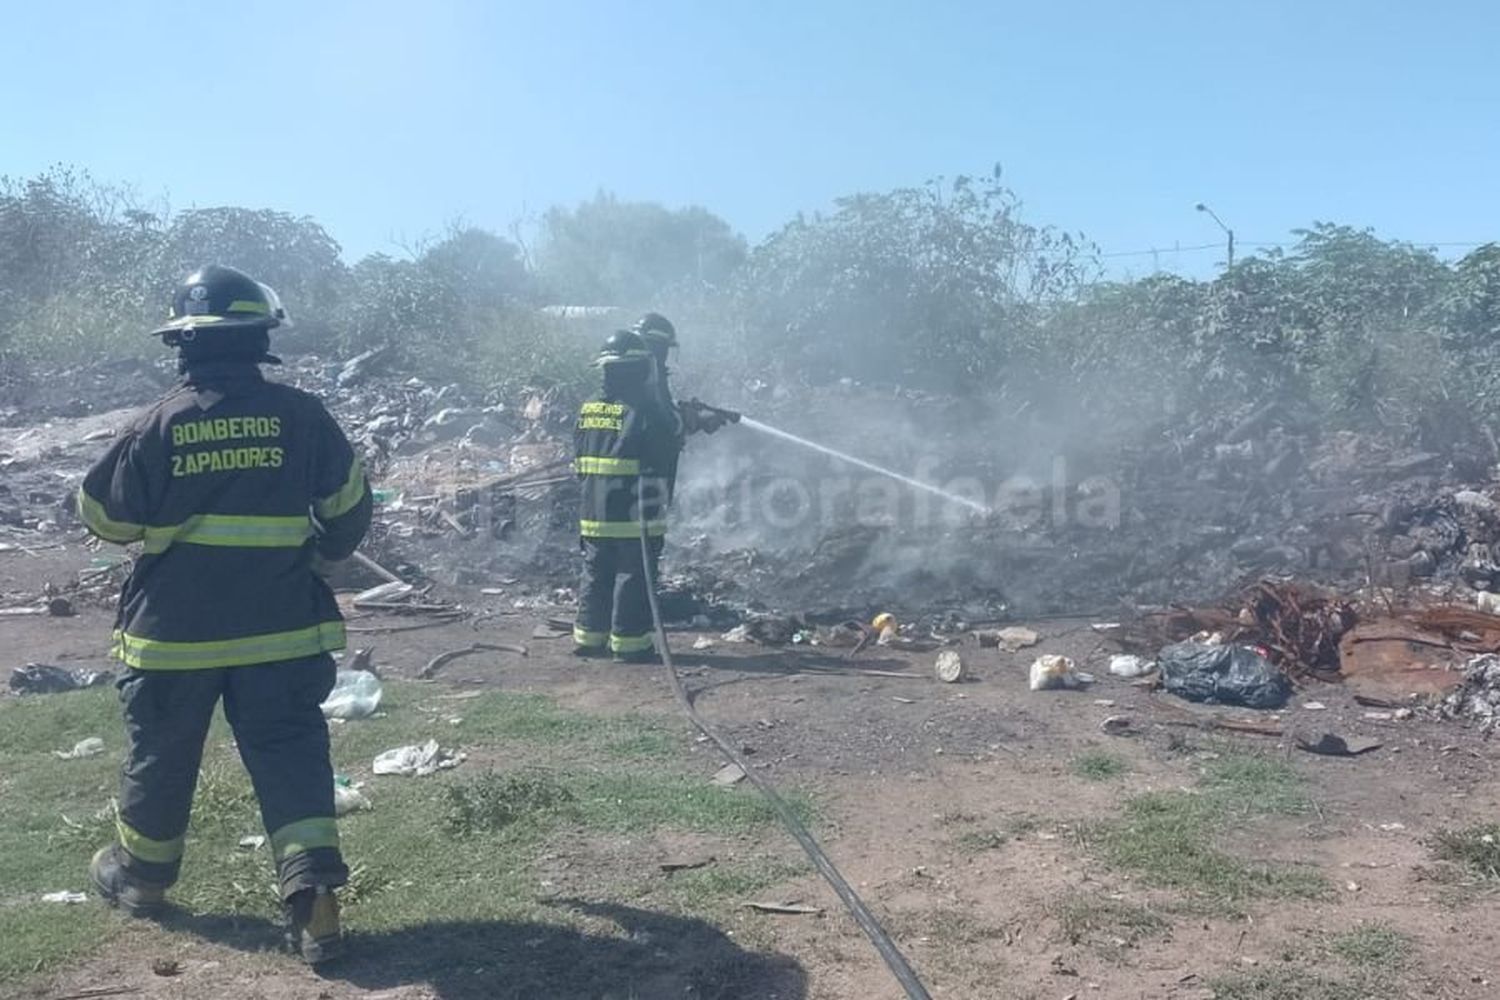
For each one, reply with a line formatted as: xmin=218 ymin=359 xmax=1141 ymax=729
xmin=1195 ymin=202 xmax=1235 ymax=269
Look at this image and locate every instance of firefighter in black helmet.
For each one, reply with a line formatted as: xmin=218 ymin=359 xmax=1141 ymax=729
xmin=631 ymin=313 xmax=729 ymax=504
xmin=78 ymin=265 xmax=370 ymax=964
xmin=155 ymin=263 xmax=288 ymax=363
xmin=572 ymin=330 xmax=676 ymax=662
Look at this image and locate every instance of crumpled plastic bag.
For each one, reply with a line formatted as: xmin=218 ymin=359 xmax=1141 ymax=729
xmin=321 ymin=670 xmax=383 ymax=720
xmin=334 ymin=784 xmax=372 ymax=815
xmin=1158 ymin=640 xmax=1290 ymax=709
xmin=1029 ymin=654 xmax=1093 ymax=691
xmin=373 ymin=739 xmax=465 ymax=777
xmin=53 ymin=737 xmax=105 ymax=760
xmin=1108 ymin=654 xmax=1154 ymax=678
xmin=10 ymin=664 xmax=112 ymax=695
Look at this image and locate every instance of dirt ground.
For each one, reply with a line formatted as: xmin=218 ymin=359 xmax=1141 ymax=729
xmin=6 ymin=542 xmax=1500 ymax=1000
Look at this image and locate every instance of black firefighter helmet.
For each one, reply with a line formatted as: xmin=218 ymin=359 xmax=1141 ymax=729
xmin=631 ymin=312 xmax=677 ymax=351
xmin=594 ymin=329 xmax=653 ymax=368
xmin=153 ymin=265 xmax=288 ymax=346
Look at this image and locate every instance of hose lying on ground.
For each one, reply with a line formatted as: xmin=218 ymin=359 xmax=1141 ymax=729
xmin=636 ymin=482 xmax=934 ymax=1000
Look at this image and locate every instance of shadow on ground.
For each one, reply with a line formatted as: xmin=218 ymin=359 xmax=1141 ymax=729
xmin=167 ymin=898 xmax=808 ymax=1000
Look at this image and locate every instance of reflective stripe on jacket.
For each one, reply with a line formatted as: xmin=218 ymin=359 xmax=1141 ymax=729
xmin=574 ymin=395 xmax=673 ymax=539
xmin=78 ymin=367 xmax=372 ymax=670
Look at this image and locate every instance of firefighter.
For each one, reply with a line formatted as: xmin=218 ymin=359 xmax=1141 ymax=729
xmin=631 ymin=312 xmax=731 ymax=503
xmin=77 ymin=265 xmax=371 ymax=965
xmin=573 ymin=330 xmax=675 ymax=662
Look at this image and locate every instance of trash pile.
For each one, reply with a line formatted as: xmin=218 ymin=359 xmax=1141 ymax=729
xmin=1119 ymin=580 xmax=1356 ymax=682
xmin=281 ymin=353 xmax=580 ymax=591
xmin=0 ymin=354 xmax=584 ymax=602
xmin=1437 ymin=655 xmax=1500 ymax=733
xmin=13 ymin=356 xmax=1500 ymax=631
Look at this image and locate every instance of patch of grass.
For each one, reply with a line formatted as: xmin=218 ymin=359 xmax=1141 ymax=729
xmin=1072 ymin=750 xmax=1129 ymax=781
xmin=48 ymin=802 xmax=116 ymax=854
xmin=340 ymin=859 xmax=396 ymax=905
xmin=189 ymin=757 xmax=261 ymax=832
xmin=1201 ymin=752 xmax=1310 ymax=817
xmin=1428 ymin=823 xmax=1500 ymax=880
xmin=572 ymin=772 xmax=792 ymax=835
xmin=1053 ymin=892 xmax=1166 ymax=947
xmin=1209 ymin=967 xmax=1368 ymax=1000
xmin=954 ymin=829 xmax=1009 ymax=854
xmin=1078 ymin=751 xmax=1326 ymax=908
xmin=942 ymin=809 xmax=1041 ymax=853
xmin=0 ymin=681 xmax=800 ymax=991
xmin=1083 ymin=791 xmax=1325 ymax=907
xmin=0 ymin=904 xmax=113 ymax=982
xmin=0 ymin=688 xmax=126 ymax=977
xmin=601 ymin=727 xmax=679 ymax=760
xmin=442 ymin=772 xmax=576 ymax=836
xmin=1329 ymin=924 xmax=1413 ymax=972
xmin=329 ymin=687 xmax=685 ymax=764
xmin=937 ymin=810 xmax=981 ymax=826
xmin=1005 ymin=813 xmax=1043 ymax=836
xmin=921 ymin=907 xmax=1008 ymax=946
xmin=658 ymin=859 xmax=805 ymax=909
xmin=0 ymin=686 xmax=121 ymax=754
xmin=948 ymin=803 xmax=1044 ymax=851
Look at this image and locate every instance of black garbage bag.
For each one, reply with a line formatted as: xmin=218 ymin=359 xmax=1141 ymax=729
xmin=9 ymin=663 xmax=113 ymax=695
xmin=1157 ymin=640 xmax=1290 ymax=710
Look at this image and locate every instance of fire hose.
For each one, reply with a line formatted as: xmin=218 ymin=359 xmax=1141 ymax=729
xmin=636 ymin=479 xmax=934 ymax=1000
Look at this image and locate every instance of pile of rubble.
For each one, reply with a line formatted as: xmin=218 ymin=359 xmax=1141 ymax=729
xmin=1438 ymin=655 xmax=1500 ymax=732
xmin=1117 ymin=580 xmax=1356 ymax=682
xmin=0 ymin=353 xmax=584 ymax=598
xmin=12 ymin=356 xmax=1500 ymax=635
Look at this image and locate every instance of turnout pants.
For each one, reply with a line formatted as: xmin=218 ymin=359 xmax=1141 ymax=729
xmin=574 ymin=536 xmax=664 ymax=654
xmin=112 ymin=653 xmax=347 ymax=900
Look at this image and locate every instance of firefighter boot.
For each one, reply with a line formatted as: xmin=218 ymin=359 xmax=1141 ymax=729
xmin=286 ymin=886 xmax=343 ymax=965
xmin=89 ymin=846 xmax=167 ymax=918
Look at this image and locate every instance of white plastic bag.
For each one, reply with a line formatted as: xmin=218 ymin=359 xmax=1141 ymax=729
xmin=1029 ymin=654 xmax=1093 ymax=691
xmin=334 ymin=784 xmax=372 ymax=816
xmin=373 ymin=739 xmax=464 ymax=777
xmin=1108 ymin=654 xmax=1154 ymax=678
xmin=321 ymin=670 xmax=383 ymax=720
xmin=52 ymin=737 xmax=105 ymax=760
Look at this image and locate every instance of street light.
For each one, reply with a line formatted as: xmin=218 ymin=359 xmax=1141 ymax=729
xmin=1195 ymin=202 xmax=1235 ymax=269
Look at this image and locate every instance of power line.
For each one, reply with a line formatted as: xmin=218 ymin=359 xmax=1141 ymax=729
xmin=1096 ymin=242 xmax=1218 ymax=259
xmin=1081 ymin=238 xmax=1492 ymax=262
xmin=935 ymin=236 xmax=1491 ymax=263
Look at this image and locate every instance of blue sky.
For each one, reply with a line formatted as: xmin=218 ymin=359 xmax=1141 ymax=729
xmin=3 ymin=1 xmax=1495 ymax=277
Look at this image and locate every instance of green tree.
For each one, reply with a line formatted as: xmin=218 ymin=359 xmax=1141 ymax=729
xmin=0 ymin=166 xmax=160 ymax=363
xmin=148 ymin=207 xmax=350 ymax=347
xmin=342 ymin=225 xmax=571 ymax=391
xmin=535 ymin=192 xmax=746 ymax=307
xmin=733 ymin=171 xmax=1095 ymax=389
